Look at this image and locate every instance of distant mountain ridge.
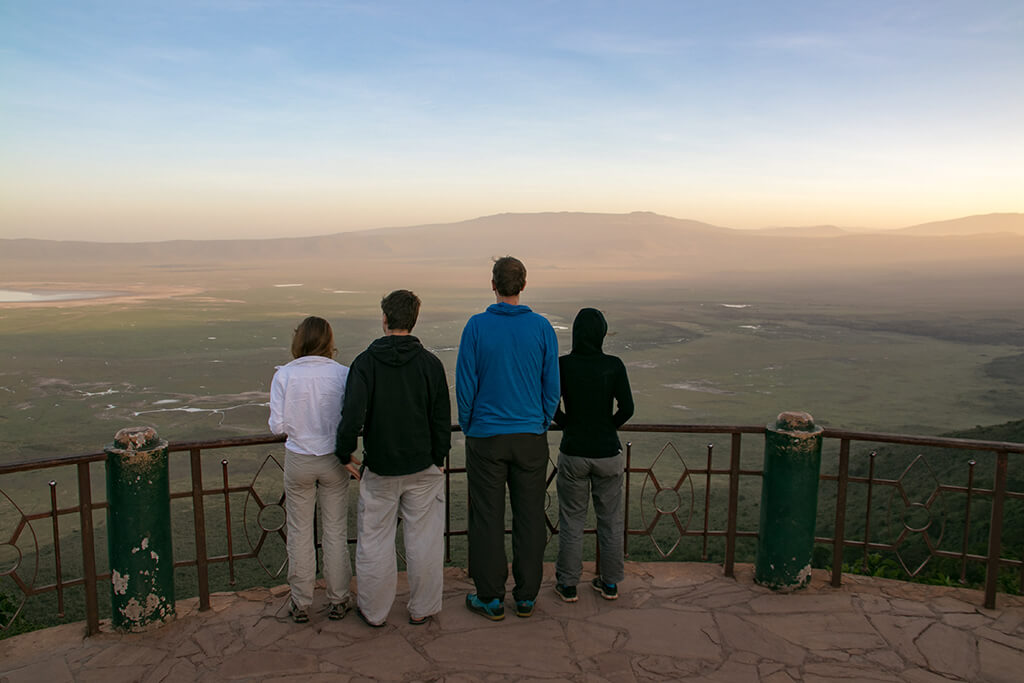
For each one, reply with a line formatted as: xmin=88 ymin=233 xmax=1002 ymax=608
xmin=2 ymin=211 xmax=1022 ymax=288
xmin=890 ymin=213 xmax=1024 ymax=236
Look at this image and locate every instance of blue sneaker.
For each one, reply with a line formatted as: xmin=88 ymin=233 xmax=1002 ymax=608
xmin=515 ymin=599 xmax=535 ymax=617
xmin=465 ymin=594 xmax=505 ymax=621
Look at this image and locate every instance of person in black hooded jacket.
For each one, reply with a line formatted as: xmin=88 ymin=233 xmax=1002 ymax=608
xmin=336 ymin=289 xmax=451 ymax=627
xmin=552 ymin=307 xmax=634 ymax=603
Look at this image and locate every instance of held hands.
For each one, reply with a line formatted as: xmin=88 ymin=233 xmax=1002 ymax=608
xmin=344 ymin=454 xmax=362 ymax=481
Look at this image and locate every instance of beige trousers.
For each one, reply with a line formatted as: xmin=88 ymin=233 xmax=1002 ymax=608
xmin=283 ymin=450 xmax=352 ymax=609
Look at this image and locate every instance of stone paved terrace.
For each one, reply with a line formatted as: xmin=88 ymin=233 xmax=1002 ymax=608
xmin=3 ymin=562 xmax=1024 ymax=682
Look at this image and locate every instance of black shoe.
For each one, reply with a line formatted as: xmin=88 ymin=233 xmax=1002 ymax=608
xmin=591 ymin=577 xmax=618 ymax=600
xmin=554 ymin=583 xmax=578 ymax=602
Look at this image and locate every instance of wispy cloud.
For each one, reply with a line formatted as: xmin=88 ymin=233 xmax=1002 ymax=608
xmin=554 ymin=28 xmax=689 ymax=58
xmin=747 ymin=32 xmax=844 ymax=52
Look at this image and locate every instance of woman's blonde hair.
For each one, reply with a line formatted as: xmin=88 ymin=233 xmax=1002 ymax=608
xmin=291 ymin=316 xmax=335 ymax=359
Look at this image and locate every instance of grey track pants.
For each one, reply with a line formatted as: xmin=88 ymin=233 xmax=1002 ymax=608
xmin=555 ymin=451 xmax=625 ymax=587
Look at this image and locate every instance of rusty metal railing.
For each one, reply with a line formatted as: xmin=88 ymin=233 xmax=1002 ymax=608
xmin=619 ymin=424 xmax=766 ymax=578
xmin=2 ymin=423 xmax=1022 ymax=637
xmin=818 ymin=428 xmax=1024 ymax=609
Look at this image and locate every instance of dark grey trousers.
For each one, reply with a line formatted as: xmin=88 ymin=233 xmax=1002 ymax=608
xmin=555 ymin=451 xmax=625 ymax=586
xmin=466 ymin=433 xmax=549 ymax=602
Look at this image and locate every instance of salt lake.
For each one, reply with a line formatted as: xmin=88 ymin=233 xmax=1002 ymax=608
xmin=0 ymin=289 xmax=116 ymax=303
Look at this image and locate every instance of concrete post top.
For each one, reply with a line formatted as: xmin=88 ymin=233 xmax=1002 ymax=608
xmin=109 ymin=426 xmax=166 ymax=454
xmin=770 ymin=411 xmax=823 ymax=435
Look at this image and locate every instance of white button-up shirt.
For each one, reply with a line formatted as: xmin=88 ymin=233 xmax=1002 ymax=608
xmin=268 ymin=355 xmax=349 ymax=456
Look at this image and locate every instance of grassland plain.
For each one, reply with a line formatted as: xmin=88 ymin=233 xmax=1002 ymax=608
xmin=3 ymin=274 xmax=1024 ymax=634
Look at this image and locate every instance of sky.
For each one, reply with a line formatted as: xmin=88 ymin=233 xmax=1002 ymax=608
xmin=1 ymin=1 xmax=1022 ymax=242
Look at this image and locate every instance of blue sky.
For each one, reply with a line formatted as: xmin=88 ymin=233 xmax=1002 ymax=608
xmin=1 ymin=1 xmax=1022 ymax=241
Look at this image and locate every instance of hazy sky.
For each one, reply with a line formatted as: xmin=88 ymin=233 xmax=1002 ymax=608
xmin=2 ymin=1 xmax=1022 ymax=241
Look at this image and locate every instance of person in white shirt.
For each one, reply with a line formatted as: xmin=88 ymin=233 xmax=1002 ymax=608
xmin=269 ymin=316 xmax=358 ymax=623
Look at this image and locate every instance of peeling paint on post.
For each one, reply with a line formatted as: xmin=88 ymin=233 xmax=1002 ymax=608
xmin=755 ymin=411 xmax=823 ymax=591
xmin=105 ymin=426 xmax=175 ymax=632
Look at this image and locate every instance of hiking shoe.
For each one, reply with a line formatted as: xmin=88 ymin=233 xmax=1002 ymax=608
xmin=593 ymin=581 xmax=614 ymax=602
xmin=465 ymin=594 xmax=505 ymax=621
xmin=328 ymin=600 xmax=349 ymax=621
xmin=554 ymin=583 xmax=578 ymax=603
xmin=591 ymin=577 xmax=618 ymax=600
xmin=289 ymin=601 xmax=310 ymax=623
xmin=515 ymin=599 xmax=535 ymax=617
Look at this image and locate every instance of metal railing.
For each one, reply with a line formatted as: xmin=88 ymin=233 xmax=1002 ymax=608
xmin=2 ymin=423 xmax=1022 ymax=637
xmin=818 ymin=428 xmax=1024 ymax=609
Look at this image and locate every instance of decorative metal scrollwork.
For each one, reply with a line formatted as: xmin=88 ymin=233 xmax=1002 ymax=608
xmin=544 ymin=455 xmax=558 ymax=543
xmin=0 ymin=488 xmax=38 ymax=632
xmin=242 ymin=454 xmax=288 ymax=578
xmin=639 ymin=442 xmax=695 ymax=557
xmin=887 ymin=454 xmax=946 ymax=576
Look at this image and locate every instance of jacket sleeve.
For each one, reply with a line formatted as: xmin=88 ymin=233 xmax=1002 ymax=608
xmin=611 ymin=358 xmax=635 ymax=429
xmin=429 ymin=357 xmax=452 ymax=468
xmin=455 ymin=321 xmax=477 ymax=433
xmin=552 ymin=357 xmax=567 ymax=427
xmin=268 ymin=368 xmax=286 ymax=435
xmin=335 ymin=359 xmax=369 ymax=464
xmin=540 ymin=322 xmax=561 ymax=429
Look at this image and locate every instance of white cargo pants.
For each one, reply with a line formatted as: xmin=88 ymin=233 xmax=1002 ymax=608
xmin=355 ymin=465 xmax=445 ymax=625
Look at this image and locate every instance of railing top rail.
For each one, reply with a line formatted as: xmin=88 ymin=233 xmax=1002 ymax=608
xmin=4 ymin=423 xmax=1023 ymax=474
xmin=167 ymin=434 xmax=286 ymax=452
xmin=0 ymin=451 xmax=106 ymax=476
xmin=619 ymin=423 xmax=766 ymax=435
xmin=821 ymin=427 xmax=1024 ymax=454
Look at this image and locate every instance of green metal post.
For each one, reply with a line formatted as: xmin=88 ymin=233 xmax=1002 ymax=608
xmin=105 ymin=426 xmax=175 ymax=631
xmin=755 ymin=411 xmax=823 ymax=590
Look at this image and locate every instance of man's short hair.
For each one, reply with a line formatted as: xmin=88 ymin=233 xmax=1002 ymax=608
xmin=492 ymin=256 xmax=527 ymax=297
xmin=381 ymin=289 xmax=421 ymax=331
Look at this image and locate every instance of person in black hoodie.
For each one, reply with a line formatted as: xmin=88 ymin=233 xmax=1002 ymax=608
xmin=336 ymin=289 xmax=451 ymax=627
xmin=552 ymin=307 xmax=634 ymax=603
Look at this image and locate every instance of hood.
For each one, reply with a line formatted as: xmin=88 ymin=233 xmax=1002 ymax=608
xmin=486 ymin=302 xmax=533 ymax=316
xmin=571 ymin=307 xmax=607 ymax=355
xmin=368 ymin=334 xmax=423 ymax=367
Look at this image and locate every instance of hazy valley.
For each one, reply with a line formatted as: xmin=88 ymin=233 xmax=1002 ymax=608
xmin=3 ymin=211 xmax=1024 ymax=634
xmin=2 ymin=211 xmax=1023 ymax=460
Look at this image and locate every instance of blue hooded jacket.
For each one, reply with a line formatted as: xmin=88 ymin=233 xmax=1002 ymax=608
xmin=456 ymin=302 xmax=560 ymax=437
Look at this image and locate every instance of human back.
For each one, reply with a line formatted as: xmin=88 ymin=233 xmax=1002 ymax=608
xmin=456 ymin=255 xmax=560 ymax=621
xmin=268 ymin=315 xmax=353 ymax=623
xmin=555 ymin=307 xmax=634 ymax=458
xmin=458 ymin=301 xmax=558 ymax=436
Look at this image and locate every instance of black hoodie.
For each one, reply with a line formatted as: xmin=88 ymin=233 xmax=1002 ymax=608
xmin=553 ymin=308 xmax=634 ymax=458
xmin=335 ymin=334 xmax=451 ymax=476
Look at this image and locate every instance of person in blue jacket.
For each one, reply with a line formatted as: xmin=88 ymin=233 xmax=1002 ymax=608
xmin=456 ymin=256 xmax=559 ymax=621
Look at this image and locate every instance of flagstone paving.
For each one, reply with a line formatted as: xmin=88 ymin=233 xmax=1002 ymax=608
xmin=3 ymin=562 xmax=1023 ymax=681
